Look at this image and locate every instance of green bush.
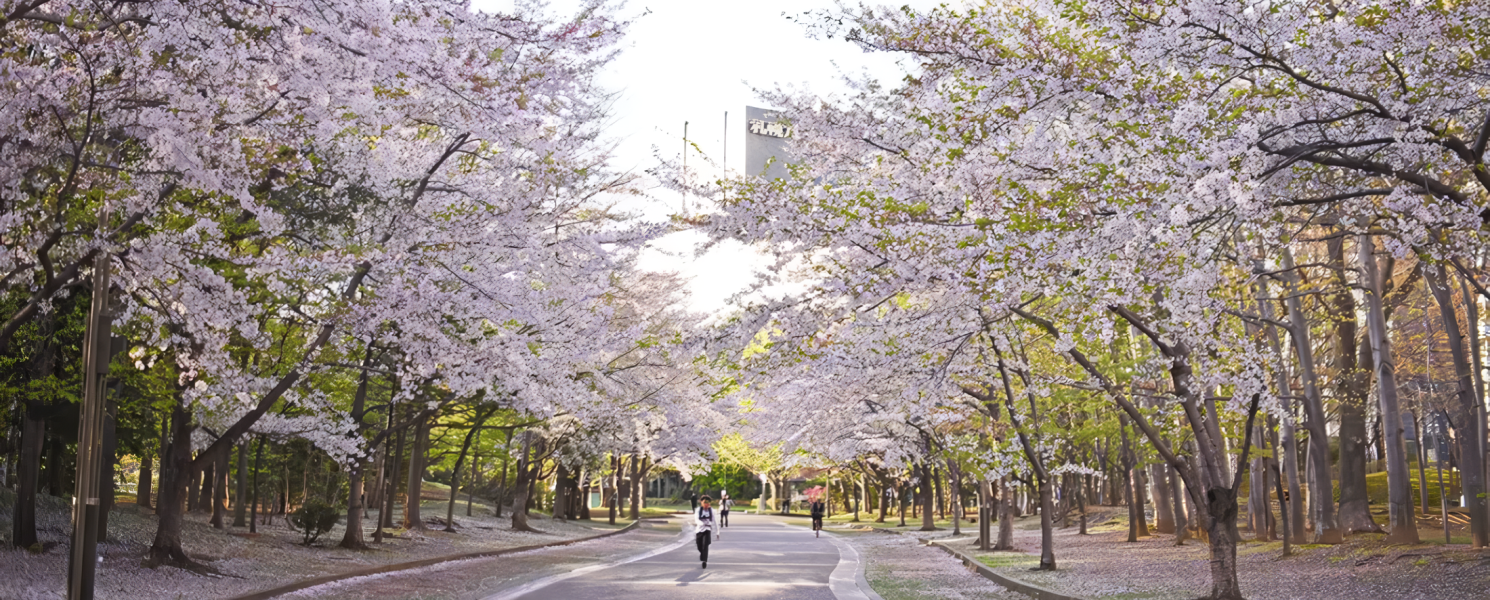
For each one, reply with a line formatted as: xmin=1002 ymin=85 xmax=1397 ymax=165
xmin=289 ymin=501 xmax=342 ymax=545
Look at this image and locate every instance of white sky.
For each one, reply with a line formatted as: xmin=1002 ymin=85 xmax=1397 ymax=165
xmin=472 ymin=0 xmax=952 ymax=314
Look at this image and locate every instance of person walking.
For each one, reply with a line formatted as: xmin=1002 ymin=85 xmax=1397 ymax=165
xmin=810 ymin=495 xmax=826 ymax=538
xmin=689 ymin=491 xmax=699 ymax=512
xmin=695 ymin=495 xmax=717 ymax=568
xmin=719 ymin=491 xmax=732 ymax=530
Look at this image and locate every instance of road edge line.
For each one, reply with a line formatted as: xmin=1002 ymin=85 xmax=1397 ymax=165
xmin=480 ymin=517 xmax=698 ymax=600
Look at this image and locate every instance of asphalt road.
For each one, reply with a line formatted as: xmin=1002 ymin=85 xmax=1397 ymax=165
xmin=501 ymin=513 xmax=871 ymax=600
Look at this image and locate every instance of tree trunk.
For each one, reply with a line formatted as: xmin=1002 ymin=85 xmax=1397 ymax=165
xmin=629 ymin=457 xmax=647 ymax=520
xmin=552 ymin=463 xmax=569 ymax=522
xmin=404 ymin=417 xmax=428 ymax=530
xmin=1122 ymin=469 xmax=1138 ymax=541
xmin=446 ymin=416 xmax=484 ymax=532
xmin=146 ymin=402 xmax=195 ymax=567
xmin=1169 ymin=463 xmax=1189 ymax=544
xmin=367 ymin=445 xmax=383 ymax=523
xmin=250 ymin=437 xmax=263 ymax=535
xmin=1327 ymin=236 xmax=1382 ymax=535
xmin=949 ymin=468 xmax=962 ymax=535
xmin=1259 ymin=290 xmax=1307 ymax=543
xmin=211 ymin=449 xmax=228 ymax=529
xmin=1120 ymin=416 xmax=1140 ymax=542
xmin=510 ymin=464 xmax=534 ymax=532
xmin=99 ymin=398 xmax=119 ymax=541
xmin=1151 ymin=463 xmax=1175 ymax=534
xmin=1035 ymin=475 xmax=1056 ymax=570
xmin=14 ymin=311 xmax=58 ymax=550
xmin=977 ymin=478 xmax=992 ymax=549
xmin=876 ymin=476 xmax=889 ymax=523
xmin=1350 ymin=238 xmax=1417 ymax=544
xmin=383 ymin=426 xmax=405 ymax=529
xmin=467 ymin=431 xmax=480 ymax=518
xmin=495 ymin=429 xmax=512 ymax=518
xmin=1059 ymin=474 xmax=1071 ymax=529
xmin=578 ymin=473 xmax=591 ymax=520
xmin=616 ymin=462 xmax=629 ymax=515
xmin=1203 ymin=487 xmax=1244 ymax=600
xmin=1134 ymin=464 xmax=1150 ymax=537
xmin=919 ymin=461 xmax=936 ymax=531
xmin=1076 ymin=474 xmax=1088 ymax=535
xmin=11 ymin=400 xmax=45 ymax=549
xmin=155 ymin=413 xmax=169 ymax=515
xmin=186 ymin=458 xmax=201 ymax=514
xmin=1278 ymin=248 xmax=1344 ymax=543
xmin=1249 ymin=421 xmax=1274 ymax=540
xmin=199 ymin=459 xmax=215 ymax=516
xmin=1460 ymin=274 xmax=1489 ymax=518
xmin=994 ymin=478 xmax=1014 ymax=550
xmin=607 ymin=455 xmax=619 ymax=525
xmin=893 ymin=483 xmax=904 ymax=526
xmin=340 ymin=458 xmax=368 ymax=548
xmin=1425 ymin=260 xmax=1486 ymax=547
xmin=933 ymin=468 xmax=945 ymax=520
xmin=510 ymin=432 xmax=540 ymax=532
xmin=853 ymin=476 xmax=862 ymax=522
xmin=139 ymin=451 xmax=154 ymax=510
xmin=232 ymin=442 xmax=248 ymax=527
xmin=43 ymin=432 xmax=61 ymax=498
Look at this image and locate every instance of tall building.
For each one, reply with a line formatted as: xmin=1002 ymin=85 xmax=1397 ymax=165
xmin=745 ymin=106 xmax=794 ymax=180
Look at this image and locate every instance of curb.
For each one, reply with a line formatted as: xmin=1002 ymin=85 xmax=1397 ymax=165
xmin=921 ymin=538 xmax=1088 ymax=600
xmin=818 ymin=530 xmax=885 ymax=600
xmin=228 ymin=518 xmax=650 ymax=600
xmin=873 ymin=526 xmax=1087 ymax=600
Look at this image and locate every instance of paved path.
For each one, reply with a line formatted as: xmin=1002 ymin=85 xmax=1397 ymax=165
xmin=284 ymin=520 xmax=685 ymax=600
xmin=492 ymin=513 xmax=876 ymax=600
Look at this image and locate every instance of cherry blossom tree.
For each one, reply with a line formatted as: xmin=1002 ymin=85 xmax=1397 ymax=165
xmin=701 ymin=2 xmax=1490 ymax=598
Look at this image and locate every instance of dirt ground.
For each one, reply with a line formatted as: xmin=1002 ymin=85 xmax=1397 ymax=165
xmin=0 ymin=485 xmax=634 ymax=600
xmin=879 ymin=505 xmax=1490 ymax=600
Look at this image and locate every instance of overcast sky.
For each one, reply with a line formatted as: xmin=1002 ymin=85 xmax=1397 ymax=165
xmin=471 ymin=0 xmax=951 ymax=314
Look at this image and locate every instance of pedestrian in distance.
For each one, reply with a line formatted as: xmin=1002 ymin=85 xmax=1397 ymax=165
xmin=810 ymin=496 xmax=826 ymax=538
xmin=690 ymin=491 xmax=699 ymax=512
xmin=696 ymin=495 xmax=717 ymax=568
xmin=719 ymin=491 xmax=731 ymax=531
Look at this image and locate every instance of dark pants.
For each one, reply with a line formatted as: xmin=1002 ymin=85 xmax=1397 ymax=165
xmin=721 ymin=510 xmax=729 ymax=527
xmin=695 ymin=531 xmax=711 ymax=561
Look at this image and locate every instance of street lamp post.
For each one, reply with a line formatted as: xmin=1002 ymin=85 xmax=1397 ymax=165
xmin=67 ymin=248 xmax=113 ymax=600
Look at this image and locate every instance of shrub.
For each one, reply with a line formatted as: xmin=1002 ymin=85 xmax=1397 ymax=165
xmin=289 ymin=501 xmax=342 ymax=545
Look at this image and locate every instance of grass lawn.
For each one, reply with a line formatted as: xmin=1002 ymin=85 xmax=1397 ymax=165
xmin=1235 ymin=466 xmax=1463 ymax=512
xmin=823 ymin=512 xmax=975 ymax=532
xmin=976 ymin=553 xmax=1039 ymax=569
xmin=1235 ymin=466 xmax=1474 ymax=537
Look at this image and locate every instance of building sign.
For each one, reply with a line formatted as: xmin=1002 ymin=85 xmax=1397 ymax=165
xmin=748 ymin=118 xmax=793 ymax=139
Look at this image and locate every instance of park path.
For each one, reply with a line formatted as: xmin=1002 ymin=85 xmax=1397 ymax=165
xmin=492 ymin=513 xmax=876 ymax=600
xmin=282 ymin=519 xmax=684 ymax=600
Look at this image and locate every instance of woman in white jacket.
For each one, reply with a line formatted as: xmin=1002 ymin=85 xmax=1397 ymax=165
xmin=695 ymin=495 xmax=717 ymax=568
